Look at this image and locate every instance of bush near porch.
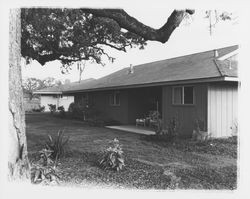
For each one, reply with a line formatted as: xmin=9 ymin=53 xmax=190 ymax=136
xmin=26 ymin=113 xmax=237 ymax=189
xmin=54 ymin=103 xmax=121 ymax=126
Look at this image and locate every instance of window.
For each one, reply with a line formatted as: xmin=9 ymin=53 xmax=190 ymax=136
xmin=75 ymin=93 xmax=89 ymax=106
xmin=173 ymin=86 xmax=194 ymax=105
xmin=184 ymin=86 xmax=193 ymax=104
xmin=173 ymin=87 xmax=182 ymax=104
xmin=110 ymin=91 xmax=120 ymax=106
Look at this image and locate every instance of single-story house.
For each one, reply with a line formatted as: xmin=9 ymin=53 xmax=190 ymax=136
xmin=33 ymin=86 xmax=74 ymax=112
xmin=44 ymin=45 xmax=239 ymax=138
xmin=33 ymin=79 xmax=95 ymax=111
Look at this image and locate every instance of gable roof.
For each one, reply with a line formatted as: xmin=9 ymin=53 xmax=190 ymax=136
xmin=63 ymin=45 xmax=238 ymax=93
xmin=33 ymin=78 xmax=95 ymax=94
xmin=214 ymin=59 xmax=238 ymax=77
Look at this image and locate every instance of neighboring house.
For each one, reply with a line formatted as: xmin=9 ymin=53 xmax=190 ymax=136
xmin=62 ymin=45 xmax=238 ymax=138
xmin=33 ymin=79 xmax=95 ymax=112
xmin=33 ymin=86 xmax=73 ymax=112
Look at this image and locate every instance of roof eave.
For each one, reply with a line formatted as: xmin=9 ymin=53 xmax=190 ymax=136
xmin=223 ymin=76 xmax=239 ymax=82
xmin=63 ymin=76 xmax=239 ymax=94
xmin=218 ymin=49 xmax=239 ymax=60
xmin=33 ymin=91 xmax=62 ymax=94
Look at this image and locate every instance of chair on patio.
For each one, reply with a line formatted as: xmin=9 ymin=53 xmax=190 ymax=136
xmin=148 ymin=110 xmax=160 ymax=128
xmin=136 ymin=118 xmax=146 ymax=127
xmin=136 ymin=111 xmax=160 ymax=128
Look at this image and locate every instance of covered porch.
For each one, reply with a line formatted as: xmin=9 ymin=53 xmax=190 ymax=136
xmin=126 ymin=86 xmax=162 ymax=126
xmin=105 ymin=86 xmax=162 ymax=135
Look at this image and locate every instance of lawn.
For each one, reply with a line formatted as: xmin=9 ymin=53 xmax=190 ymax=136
xmin=26 ymin=113 xmax=238 ymax=189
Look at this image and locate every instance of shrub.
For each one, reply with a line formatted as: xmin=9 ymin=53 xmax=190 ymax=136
xmin=40 ymin=106 xmax=45 ymax=112
xmin=45 ymin=129 xmax=69 ymax=162
xmin=154 ymin=116 xmax=180 ymax=141
xmin=32 ymin=105 xmax=45 ymax=112
xmin=68 ymin=102 xmax=103 ymax=123
xmin=31 ymin=148 xmax=60 ymax=184
xmin=192 ymin=119 xmax=210 ymax=141
xmin=68 ymin=102 xmax=75 ymax=112
xmin=167 ymin=117 xmax=180 ymax=137
xmin=154 ymin=119 xmax=163 ymax=135
xmin=84 ymin=107 xmax=101 ymax=120
xmin=32 ymin=108 xmax=39 ymax=112
xmin=230 ymin=121 xmax=238 ymax=136
xmin=38 ymin=148 xmax=54 ymax=166
xmin=194 ymin=119 xmax=205 ymax=131
xmin=99 ymin=138 xmax=125 ymax=171
xmin=68 ymin=102 xmax=85 ymax=119
xmin=48 ymin=104 xmax=56 ymax=114
xmin=57 ymin=106 xmax=65 ymax=118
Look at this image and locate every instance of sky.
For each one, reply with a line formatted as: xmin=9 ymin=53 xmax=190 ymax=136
xmin=21 ymin=9 xmax=239 ymax=83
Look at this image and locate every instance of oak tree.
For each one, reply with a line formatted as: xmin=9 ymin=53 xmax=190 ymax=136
xmin=10 ymin=8 xmax=195 ymax=180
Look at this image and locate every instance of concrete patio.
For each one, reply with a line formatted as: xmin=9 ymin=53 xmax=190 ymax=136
xmin=106 ymin=125 xmax=155 ymax=135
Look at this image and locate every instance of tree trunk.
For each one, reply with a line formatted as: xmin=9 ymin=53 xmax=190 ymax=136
xmin=8 ymin=8 xmax=30 ymax=181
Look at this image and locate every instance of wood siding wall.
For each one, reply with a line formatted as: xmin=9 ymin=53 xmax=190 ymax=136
xmin=162 ymin=84 xmax=208 ymax=138
xmin=207 ymin=82 xmax=238 ymax=137
xmin=74 ymin=87 xmax=162 ymax=125
xmin=90 ymin=90 xmax=129 ymax=124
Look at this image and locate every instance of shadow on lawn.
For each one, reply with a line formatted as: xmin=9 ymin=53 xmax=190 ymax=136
xmin=140 ymin=135 xmax=238 ymax=159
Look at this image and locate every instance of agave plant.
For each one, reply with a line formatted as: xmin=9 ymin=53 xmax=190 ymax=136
xmin=45 ymin=129 xmax=69 ymax=163
xmin=38 ymin=148 xmax=54 ymax=166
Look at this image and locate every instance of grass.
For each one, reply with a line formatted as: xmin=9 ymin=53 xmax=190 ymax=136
xmin=26 ymin=113 xmax=238 ymax=189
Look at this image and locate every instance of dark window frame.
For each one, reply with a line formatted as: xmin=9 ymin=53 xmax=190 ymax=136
xmin=110 ymin=91 xmax=120 ymax=106
xmin=172 ymin=86 xmax=194 ymax=105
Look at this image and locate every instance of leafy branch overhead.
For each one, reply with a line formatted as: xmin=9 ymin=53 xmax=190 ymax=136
xmin=82 ymin=9 xmax=195 ymax=43
xmin=21 ymin=8 xmax=194 ymax=67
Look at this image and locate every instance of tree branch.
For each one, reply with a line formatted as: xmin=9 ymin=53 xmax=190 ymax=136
xmin=92 ymin=46 xmax=115 ymax=62
xmin=97 ymin=41 xmax=127 ymax=52
xmin=82 ymin=9 xmax=195 ymax=43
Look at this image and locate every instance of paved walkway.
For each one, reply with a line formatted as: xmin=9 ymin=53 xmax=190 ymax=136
xmin=105 ymin=125 xmax=155 ymax=135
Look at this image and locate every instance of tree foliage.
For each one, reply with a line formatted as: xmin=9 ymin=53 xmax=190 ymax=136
xmin=22 ymin=77 xmax=62 ymax=99
xmin=22 ymin=77 xmax=42 ymax=99
xmin=21 ymin=8 xmax=147 ymax=70
xmin=42 ymin=77 xmax=63 ymax=88
xmin=204 ymin=10 xmax=234 ymax=35
xmin=21 ymin=8 xmax=235 ymax=71
xmin=21 ymin=8 xmax=196 ymax=70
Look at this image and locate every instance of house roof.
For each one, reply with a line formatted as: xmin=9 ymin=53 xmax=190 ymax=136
xmin=33 ymin=78 xmax=95 ymax=94
xmin=63 ymin=45 xmax=238 ymax=93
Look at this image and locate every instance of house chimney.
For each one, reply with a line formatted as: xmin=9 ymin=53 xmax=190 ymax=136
xmin=214 ymin=49 xmax=219 ymax=58
xmin=128 ymin=64 xmax=134 ymax=74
